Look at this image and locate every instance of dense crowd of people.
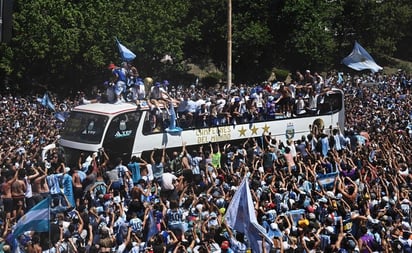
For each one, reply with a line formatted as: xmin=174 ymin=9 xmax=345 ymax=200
xmin=0 ymin=69 xmax=412 ymax=253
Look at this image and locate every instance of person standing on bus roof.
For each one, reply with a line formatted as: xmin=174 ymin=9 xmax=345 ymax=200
xmin=130 ymin=78 xmax=145 ymax=107
xmin=109 ymin=62 xmax=127 ymax=104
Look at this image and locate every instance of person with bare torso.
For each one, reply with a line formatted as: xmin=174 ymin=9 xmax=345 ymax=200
xmin=31 ymin=166 xmax=48 ymax=204
xmin=72 ymin=167 xmax=83 ymax=207
xmin=11 ymin=169 xmax=26 ymax=219
xmin=1 ymin=170 xmax=18 ymax=219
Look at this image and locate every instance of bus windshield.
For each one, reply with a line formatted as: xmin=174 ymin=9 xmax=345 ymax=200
xmin=60 ymin=112 xmax=109 ymax=144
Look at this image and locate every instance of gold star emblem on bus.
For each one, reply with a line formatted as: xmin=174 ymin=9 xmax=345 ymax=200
xmin=251 ymin=125 xmax=259 ymax=135
xmin=238 ymin=126 xmax=247 ymax=136
xmin=262 ymin=124 xmax=270 ymax=134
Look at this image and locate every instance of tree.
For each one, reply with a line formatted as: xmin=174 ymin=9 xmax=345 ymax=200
xmin=275 ymin=0 xmax=339 ymax=71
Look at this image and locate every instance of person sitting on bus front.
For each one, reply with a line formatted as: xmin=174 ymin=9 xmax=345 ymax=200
xmin=148 ymin=81 xmax=173 ymax=112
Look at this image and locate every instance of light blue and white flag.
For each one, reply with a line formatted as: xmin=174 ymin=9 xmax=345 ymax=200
xmin=317 ymin=171 xmax=339 ymax=189
xmin=37 ymin=92 xmax=55 ymax=111
xmin=54 ymin=111 xmax=69 ymax=122
xmin=342 ymin=41 xmax=383 ymax=73
xmin=225 ymin=177 xmax=273 ymax=253
xmin=13 ymin=197 xmax=50 ymax=237
xmin=337 ymin=72 xmax=344 ymax=84
xmin=286 ymin=209 xmax=306 ymax=226
xmin=116 ymin=38 xmax=136 ymax=62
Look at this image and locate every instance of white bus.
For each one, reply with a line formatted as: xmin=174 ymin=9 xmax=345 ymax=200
xmin=58 ymin=89 xmax=344 ymax=166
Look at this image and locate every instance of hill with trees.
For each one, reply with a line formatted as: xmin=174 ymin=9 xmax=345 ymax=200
xmin=0 ymin=0 xmax=411 ymax=95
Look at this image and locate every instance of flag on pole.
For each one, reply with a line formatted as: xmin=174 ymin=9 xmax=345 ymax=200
xmin=342 ymin=41 xmax=383 ymax=73
xmin=225 ymin=177 xmax=273 ymax=253
xmin=13 ymin=197 xmax=51 ymax=237
xmin=116 ymin=38 xmax=136 ymax=62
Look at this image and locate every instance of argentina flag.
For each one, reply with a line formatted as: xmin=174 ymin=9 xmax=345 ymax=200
xmin=342 ymin=41 xmax=383 ymax=73
xmin=37 ymin=92 xmax=55 ymax=111
xmin=317 ymin=171 xmax=339 ymax=189
xmin=225 ymin=177 xmax=273 ymax=253
xmin=13 ymin=197 xmax=51 ymax=237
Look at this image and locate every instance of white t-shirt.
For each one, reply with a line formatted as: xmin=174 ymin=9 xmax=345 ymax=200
xmin=162 ymin=172 xmax=177 ymax=190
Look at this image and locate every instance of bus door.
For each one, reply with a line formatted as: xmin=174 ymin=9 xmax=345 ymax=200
xmin=102 ymin=111 xmax=141 ymax=161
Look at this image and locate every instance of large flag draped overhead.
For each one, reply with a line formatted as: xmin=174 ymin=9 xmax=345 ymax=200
xmin=224 ymin=177 xmax=273 ymax=253
xmin=342 ymin=41 xmax=383 ymax=73
xmin=13 ymin=197 xmax=50 ymax=237
xmin=116 ymin=38 xmax=136 ymax=62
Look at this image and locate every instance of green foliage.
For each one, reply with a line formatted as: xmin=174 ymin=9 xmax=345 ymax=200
xmin=273 ymin=68 xmax=290 ymax=82
xmin=1 ymin=0 xmax=412 ymax=95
